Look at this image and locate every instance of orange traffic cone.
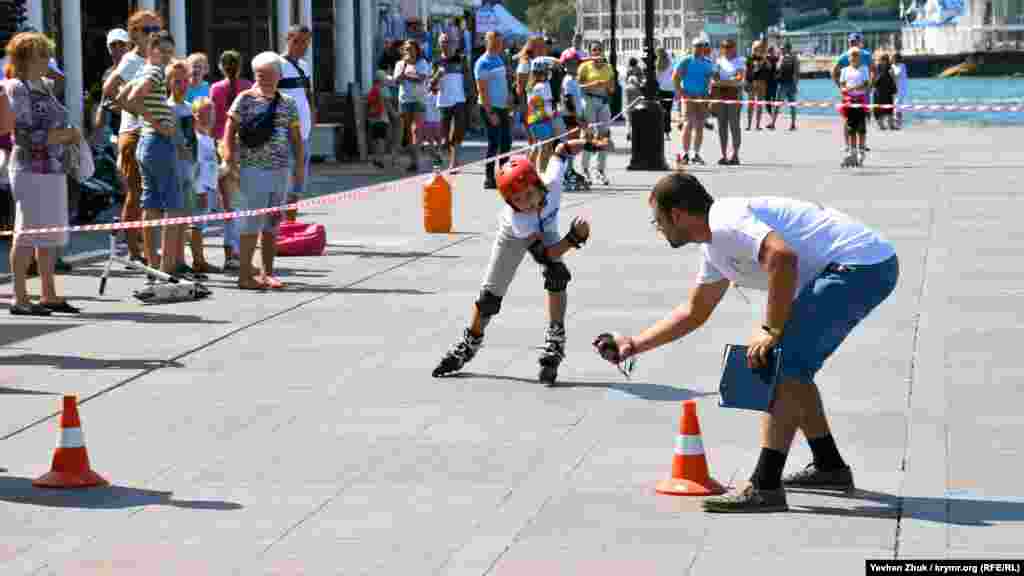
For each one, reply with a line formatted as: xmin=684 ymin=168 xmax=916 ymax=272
xmin=655 ymin=400 xmax=726 ymax=496
xmin=33 ymin=395 xmax=109 ymax=489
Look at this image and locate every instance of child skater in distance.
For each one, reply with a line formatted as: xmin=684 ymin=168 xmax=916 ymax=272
xmin=432 ymin=135 xmax=609 ymax=385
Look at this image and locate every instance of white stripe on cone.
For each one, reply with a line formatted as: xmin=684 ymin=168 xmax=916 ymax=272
xmin=59 ymin=427 xmax=85 ymax=449
xmin=674 ymin=434 xmax=704 ymax=456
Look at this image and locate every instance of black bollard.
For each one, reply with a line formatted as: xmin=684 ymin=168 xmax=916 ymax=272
xmin=628 ymin=98 xmax=670 ymax=171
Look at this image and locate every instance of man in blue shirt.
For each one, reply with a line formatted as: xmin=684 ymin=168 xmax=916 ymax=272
xmin=474 ymin=31 xmax=512 ymax=189
xmin=673 ymin=36 xmax=715 ymax=165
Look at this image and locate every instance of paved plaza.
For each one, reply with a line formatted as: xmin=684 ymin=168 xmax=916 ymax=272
xmin=1 ymin=119 xmax=1022 ymax=575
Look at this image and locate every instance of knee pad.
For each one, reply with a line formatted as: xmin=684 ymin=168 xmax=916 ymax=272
xmin=543 ymin=262 xmax=571 ymax=292
xmin=475 ymin=290 xmax=503 ymax=317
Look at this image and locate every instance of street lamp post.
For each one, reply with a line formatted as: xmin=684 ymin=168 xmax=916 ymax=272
xmin=610 ymin=0 xmax=620 ymax=117
xmin=627 ymin=0 xmax=669 ymax=170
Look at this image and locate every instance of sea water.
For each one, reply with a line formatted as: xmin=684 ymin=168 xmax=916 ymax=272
xmin=780 ymin=76 xmax=1024 ymax=126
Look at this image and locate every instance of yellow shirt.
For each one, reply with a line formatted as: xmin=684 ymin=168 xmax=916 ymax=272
xmin=578 ymin=61 xmax=614 ymax=91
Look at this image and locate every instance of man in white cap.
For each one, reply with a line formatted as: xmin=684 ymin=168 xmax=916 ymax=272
xmin=673 ymin=35 xmax=715 ymax=166
xmin=95 ymin=28 xmax=132 ymax=146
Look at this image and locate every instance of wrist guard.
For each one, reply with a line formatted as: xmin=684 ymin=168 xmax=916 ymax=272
xmin=564 ymin=226 xmax=586 ymax=249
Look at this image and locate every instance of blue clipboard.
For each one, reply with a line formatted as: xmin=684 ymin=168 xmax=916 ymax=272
xmin=718 ymin=344 xmax=782 ymax=413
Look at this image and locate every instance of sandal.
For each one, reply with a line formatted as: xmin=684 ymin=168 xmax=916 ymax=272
xmin=237 ymin=278 xmax=268 ymax=291
xmin=10 ymin=302 xmax=52 ymax=316
xmin=40 ymin=301 xmax=81 ymax=314
xmin=261 ymin=275 xmax=285 ymax=290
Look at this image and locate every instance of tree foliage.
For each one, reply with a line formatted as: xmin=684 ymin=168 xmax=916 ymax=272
xmin=705 ymin=0 xmax=782 ymax=36
xmin=862 ymin=0 xmax=900 ymax=10
xmin=525 ymin=0 xmax=577 ymax=44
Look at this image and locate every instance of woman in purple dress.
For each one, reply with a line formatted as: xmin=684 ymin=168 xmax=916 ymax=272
xmin=0 ymin=32 xmax=81 ymax=316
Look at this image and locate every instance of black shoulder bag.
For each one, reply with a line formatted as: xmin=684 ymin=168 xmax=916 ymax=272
xmin=238 ymin=92 xmax=281 ymax=149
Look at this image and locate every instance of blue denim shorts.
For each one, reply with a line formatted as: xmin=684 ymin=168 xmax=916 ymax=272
xmin=239 ymin=167 xmax=287 ymax=234
xmin=779 ymin=255 xmax=899 ymax=383
xmin=137 ymin=133 xmax=183 ymax=211
xmin=529 ymin=120 xmax=554 ymax=141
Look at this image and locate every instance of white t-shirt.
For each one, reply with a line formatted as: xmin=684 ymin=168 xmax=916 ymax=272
xmin=194 ymin=132 xmax=218 ymax=194
xmin=892 ymin=63 xmax=909 ymax=98
xmin=501 ymin=156 xmax=570 ymax=239
xmin=435 ymin=54 xmax=467 ymax=108
xmin=561 ymin=75 xmax=581 ymax=116
xmin=280 ymin=56 xmax=313 ymax=140
xmin=657 ymin=65 xmax=675 ymax=92
xmin=112 ymin=51 xmax=147 ymax=133
xmin=424 ymin=89 xmax=441 ymax=123
xmin=716 ymin=56 xmax=746 ymax=81
xmin=393 ymin=59 xmax=431 ymax=104
xmin=841 ymin=65 xmax=869 ymax=95
xmin=696 ymin=197 xmax=896 ymax=292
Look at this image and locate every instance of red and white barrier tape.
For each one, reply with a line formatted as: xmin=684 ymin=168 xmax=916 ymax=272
xmin=677 ymin=96 xmax=1024 ymax=113
xmin=3 ymin=97 xmax=642 ymax=238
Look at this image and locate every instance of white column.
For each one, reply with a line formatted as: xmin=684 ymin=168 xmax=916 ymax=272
xmin=360 ymin=0 xmax=374 ymax=93
xmin=336 ymin=0 xmax=356 ymax=93
xmin=301 ymin=0 xmax=314 ymax=93
xmin=277 ymin=0 xmax=292 ymax=52
xmin=27 ymin=0 xmax=44 ymax=31
xmin=60 ymin=0 xmax=83 ymax=128
xmin=170 ymin=0 xmax=188 ymax=56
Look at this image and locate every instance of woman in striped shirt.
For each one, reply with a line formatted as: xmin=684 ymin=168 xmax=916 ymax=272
xmin=122 ymin=31 xmax=182 ymax=279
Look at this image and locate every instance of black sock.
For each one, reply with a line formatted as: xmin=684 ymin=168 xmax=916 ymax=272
xmin=808 ymin=434 xmax=846 ymax=470
xmin=751 ymin=448 xmax=788 ymax=491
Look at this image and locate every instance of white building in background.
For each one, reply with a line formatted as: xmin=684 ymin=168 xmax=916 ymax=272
xmin=576 ymin=0 xmax=713 ymax=62
xmin=902 ymin=0 xmax=1024 ymax=54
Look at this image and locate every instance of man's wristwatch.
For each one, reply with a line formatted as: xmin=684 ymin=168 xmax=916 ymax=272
xmin=762 ymin=325 xmax=784 ymax=339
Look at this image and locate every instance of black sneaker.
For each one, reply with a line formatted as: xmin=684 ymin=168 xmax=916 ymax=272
xmin=703 ymin=485 xmax=789 ymax=513
xmin=692 ymin=154 xmax=706 ymax=165
xmin=782 ymin=462 xmax=855 ymax=491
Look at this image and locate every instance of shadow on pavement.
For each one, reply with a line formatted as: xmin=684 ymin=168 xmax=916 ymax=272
xmin=791 ymin=488 xmax=1024 ymax=526
xmin=0 ymin=293 xmax=123 ymax=304
xmin=0 ymin=477 xmax=243 ymax=511
xmin=455 ymin=372 xmax=714 ymax=402
xmin=276 ymin=284 xmax=436 ymax=296
xmin=0 ymin=354 xmax=184 ymax=371
xmin=0 ymin=386 xmax=61 ymax=396
xmin=0 ymin=324 xmax=82 ymax=347
xmin=323 ymin=249 xmax=461 ymax=259
xmin=43 ymin=311 xmax=230 ymax=325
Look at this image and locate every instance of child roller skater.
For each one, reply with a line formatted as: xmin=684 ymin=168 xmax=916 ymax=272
xmin=839 ymin=47 xmax=870 ymax=168
xmin=432 ymin=136 xmax=607 ymax=385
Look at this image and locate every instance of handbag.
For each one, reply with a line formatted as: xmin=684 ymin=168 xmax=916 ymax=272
xmin=40 ymin=80 xmax=95 ymax=182
xmin=238 ymin=92 xmax=281 ymax=149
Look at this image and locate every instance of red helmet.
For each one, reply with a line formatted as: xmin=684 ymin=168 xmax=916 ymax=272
xmin=559 ymin=48 xmax=581 ymax=65
xmin=496 ymin=155 xmax=542 ymax=209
